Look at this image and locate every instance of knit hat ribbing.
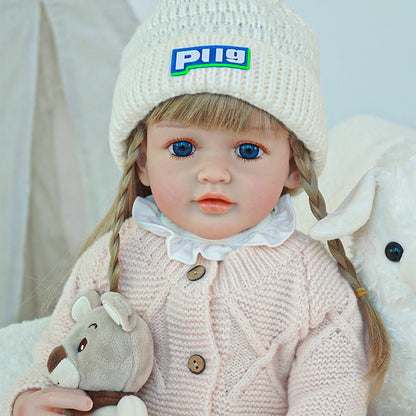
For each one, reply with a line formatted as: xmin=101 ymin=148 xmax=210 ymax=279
xmin=109 ymin=0 xmax=327 ymax=174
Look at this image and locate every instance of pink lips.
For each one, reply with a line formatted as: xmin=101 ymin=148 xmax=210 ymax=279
xmin=196 ymin=193 xmax=232 ymax=214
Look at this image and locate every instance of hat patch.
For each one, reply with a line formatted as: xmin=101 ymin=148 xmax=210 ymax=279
xmin=171 ymin=45 xmax=250 ymax=76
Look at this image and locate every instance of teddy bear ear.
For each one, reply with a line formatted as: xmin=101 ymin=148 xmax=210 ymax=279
xmin=309 ymin=167 xmax=380 ymax=241
xmin=71 ymin=291 xmax=102 ymax=322
xmin=101 ymin=292 xmax=138 ymax=332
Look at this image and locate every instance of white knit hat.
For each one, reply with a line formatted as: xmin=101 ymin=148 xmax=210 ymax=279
xmin=109 ymin=0 xmax=327 ymax=174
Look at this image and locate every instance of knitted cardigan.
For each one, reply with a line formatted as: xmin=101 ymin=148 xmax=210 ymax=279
xmin=3 ymin=218 xmax=369 ymax=415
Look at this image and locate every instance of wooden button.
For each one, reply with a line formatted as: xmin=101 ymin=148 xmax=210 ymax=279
xmin=188 ymin=355 xmax=205 ymax=374
xmin=187 ymin=265 xmax=206 ymax=281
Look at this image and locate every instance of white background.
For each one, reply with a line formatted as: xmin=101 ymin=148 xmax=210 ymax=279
xmin=289 ymin=0 xmax=415 ymax=129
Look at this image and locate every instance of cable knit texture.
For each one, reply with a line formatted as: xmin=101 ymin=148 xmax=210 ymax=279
xmin=3 ymin=219 xmax=369 ymax=415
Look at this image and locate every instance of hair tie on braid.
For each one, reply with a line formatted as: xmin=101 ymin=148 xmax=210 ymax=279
xmin=355 ymin=288 xmax=368 ymax=298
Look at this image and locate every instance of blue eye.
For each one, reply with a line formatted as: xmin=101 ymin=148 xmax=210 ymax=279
xmin=236 ymin=143 xmax=264 ymax=160
xmin=168 ymin=140 xmax=195 ymax=157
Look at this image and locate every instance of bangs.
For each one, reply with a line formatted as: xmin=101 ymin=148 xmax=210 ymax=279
xmin=145 ymin=93 xmax=287 ymax=136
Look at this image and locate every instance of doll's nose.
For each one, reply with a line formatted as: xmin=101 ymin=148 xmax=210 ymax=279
xmin=197 ymin=158 xmax=231 ymax=183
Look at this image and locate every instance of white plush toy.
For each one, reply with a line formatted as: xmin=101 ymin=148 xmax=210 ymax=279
xmin=309 ymin=138 xmax=416 ymax=415
xmin=47 ymin=290 xmax=154 ymax=416
xmin=293 ymin=115 xmax=416 ymax=240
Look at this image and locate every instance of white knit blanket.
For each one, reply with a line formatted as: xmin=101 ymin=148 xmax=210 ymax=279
xmin=0 ymin=317 xmax=50 ymax=406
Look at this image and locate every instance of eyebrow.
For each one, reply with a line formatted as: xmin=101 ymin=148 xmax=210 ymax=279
xmin=155 ymin=120 xmax=187 ymax=128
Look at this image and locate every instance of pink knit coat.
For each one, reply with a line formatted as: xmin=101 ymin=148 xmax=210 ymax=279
xmin=3 ymin=218 xmax=369 ymax=415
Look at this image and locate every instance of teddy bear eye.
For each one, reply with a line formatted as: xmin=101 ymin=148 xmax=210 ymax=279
xmin=88 ymin=323 xmax=98 ymax=329
xmin=78 ymin=338 xmax=88 ymax=352
xmin=385 ymin=242 xmax=404 ymax=262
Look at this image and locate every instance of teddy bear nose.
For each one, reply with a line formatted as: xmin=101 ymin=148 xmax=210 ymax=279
xmin=47 ymin=345 xmax=67 ymax=373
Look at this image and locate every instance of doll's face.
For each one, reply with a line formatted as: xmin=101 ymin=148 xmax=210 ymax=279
xmin=138 ymin=119 xmax=300 ymax=239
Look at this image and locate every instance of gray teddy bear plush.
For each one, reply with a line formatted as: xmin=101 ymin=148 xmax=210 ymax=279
xmin=47 ymin=290 xmax=154 ymax=416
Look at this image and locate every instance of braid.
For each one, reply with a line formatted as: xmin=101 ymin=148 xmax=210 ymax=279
xmin=289 ymin=132 xmax=390 ymax=398
xmin=108 ymin=124 xmax=146 ymax=292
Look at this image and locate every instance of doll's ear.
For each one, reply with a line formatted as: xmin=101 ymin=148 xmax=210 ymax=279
xmin=309 ymin=168 xmax=380 ymax=240
xmin=101 ymin=292 xmax=138 ymax=332
xmin=71 ymin=291 xmax=102 ymax=322
xmin=137 ymin=139 xmax=150 ymax=186
xmin=284 ymin=157 xmax=301 ymax=190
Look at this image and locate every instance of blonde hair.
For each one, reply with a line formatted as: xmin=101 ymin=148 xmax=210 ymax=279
xmin=82 ymin=93 xmax=390 ymax=398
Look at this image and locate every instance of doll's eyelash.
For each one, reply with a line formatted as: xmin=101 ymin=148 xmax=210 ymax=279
xmin=234 ymin=140 xmax=271 ymax=154
xmin=164 ymin=138 xmax=198 ymax=148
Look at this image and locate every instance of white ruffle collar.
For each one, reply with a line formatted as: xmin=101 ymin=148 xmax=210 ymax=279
xmin=132 ymin=194 xmax=296 ymax=265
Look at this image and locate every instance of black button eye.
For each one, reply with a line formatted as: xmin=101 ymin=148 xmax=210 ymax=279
xmin=78 ymin=338 xmax=88 ymax=352
xmin=385 ymin=242 xmax=404 ymax=262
